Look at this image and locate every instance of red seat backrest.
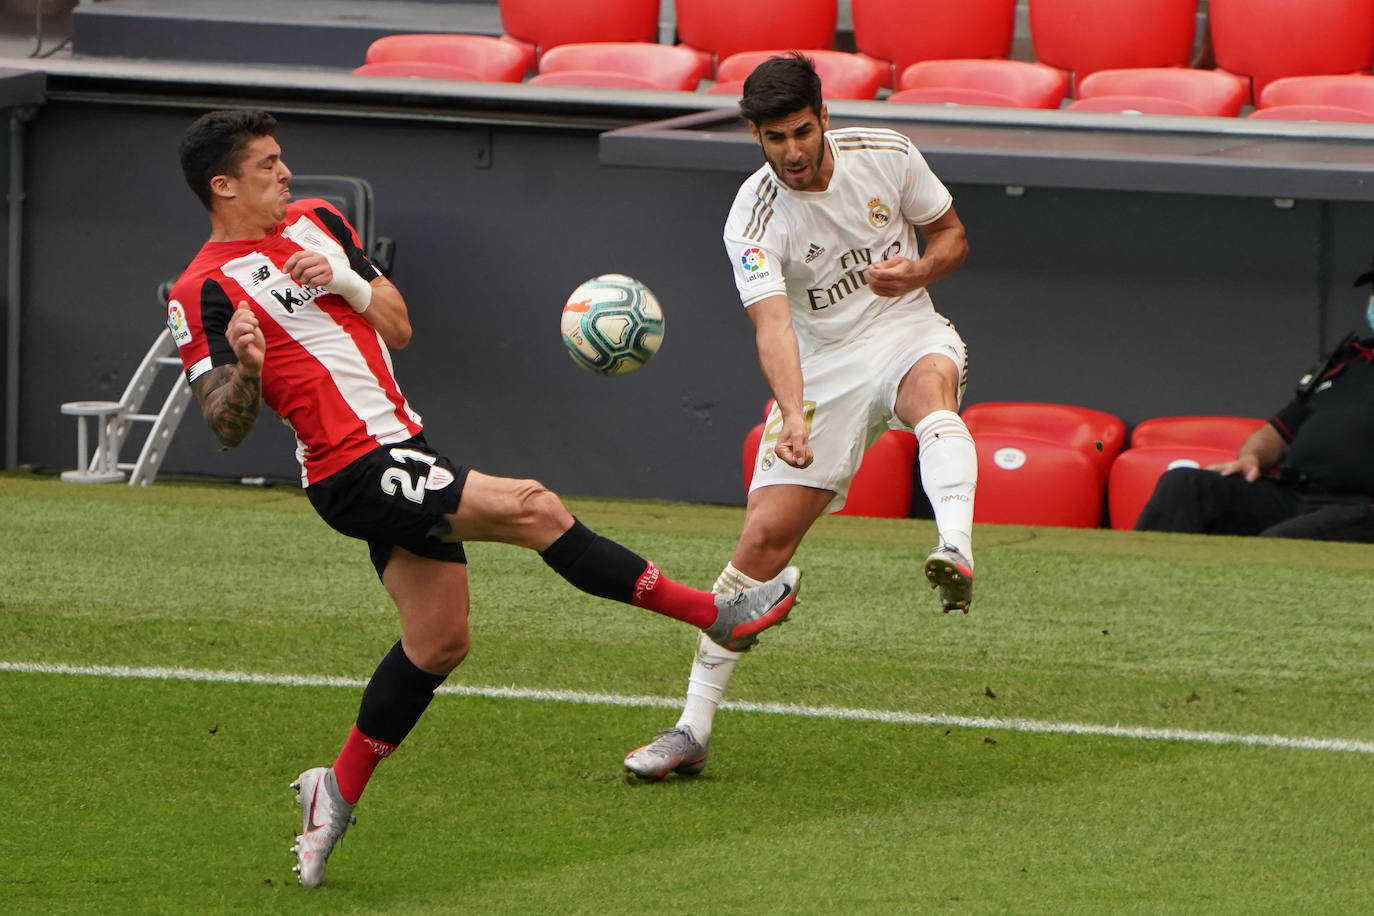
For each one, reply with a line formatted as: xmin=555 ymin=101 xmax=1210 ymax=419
xmin=852 ymin=0 xmax=1017 ymax=87
xmin=1129 ymin=416 xmax=1266 ymax=452
xmin=675 ymin=0 xmax=837 ymax=75
xmin=1211 ymin=0 xmax=1374 ymax=103
xmin=1029 ymin=0 xmax=1199 ymax=85
xmin=1107 ymin=445 xmax=1237 ymax=529
xmin=961 ymin=401 xmax=1126 ymax=484
xmin=500 ymin=0 xmax=660 ymax=61
xmin=972 ymin=434 xmax=1104 ymax=528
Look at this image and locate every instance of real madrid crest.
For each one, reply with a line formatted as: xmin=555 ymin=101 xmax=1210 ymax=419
xmin=866 ymin=197 xmax=891 ymax=229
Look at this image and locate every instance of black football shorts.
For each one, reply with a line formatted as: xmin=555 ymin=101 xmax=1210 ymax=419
xmin=307 ymin=435 xmax=470 ymax=580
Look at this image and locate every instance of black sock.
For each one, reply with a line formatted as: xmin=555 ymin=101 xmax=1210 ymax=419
xmin=356 ymin=641 xmax=449 ymax=746
xmin=539 ymin=518 xmax=648 ymax=604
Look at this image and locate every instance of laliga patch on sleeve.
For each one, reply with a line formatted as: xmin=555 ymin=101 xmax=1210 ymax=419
xmin=739 ymin=247 xmax=771 ymax=283
xmin=167 ymin=300 xmax=193 ymax=347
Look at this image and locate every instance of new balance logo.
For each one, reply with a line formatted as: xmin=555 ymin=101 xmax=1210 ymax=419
xmin=804 ymin=243 xmax=825 ymax=263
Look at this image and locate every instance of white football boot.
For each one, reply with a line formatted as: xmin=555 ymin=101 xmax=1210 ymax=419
xmin=290 ymin=767 xmax=355 ymax=888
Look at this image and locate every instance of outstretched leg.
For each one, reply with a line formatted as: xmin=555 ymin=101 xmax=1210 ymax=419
xmin=449 ymin=470 xmax=801 ymax=650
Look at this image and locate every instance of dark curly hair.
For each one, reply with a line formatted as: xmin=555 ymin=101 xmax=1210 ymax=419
xmin=738 ymin=52 xmax=823 ymax=126
xmin=178 ymin=109 xmax=278 ymax=209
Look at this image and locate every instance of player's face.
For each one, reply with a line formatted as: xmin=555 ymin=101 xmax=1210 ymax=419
xmin=224 ymin=134 xmax=292 ymax=226
xmin=751 ymin=105 xmax=831 ymax=192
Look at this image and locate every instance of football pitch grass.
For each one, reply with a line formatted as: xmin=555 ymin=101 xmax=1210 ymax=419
xmin=3 ymin=471 xmax=1372 ymax=914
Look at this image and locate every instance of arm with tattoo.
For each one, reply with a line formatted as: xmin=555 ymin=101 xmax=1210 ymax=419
xmin=191 ymin=365 xmax=262 ymax=450
xmin=191 ymin=300 xmax=267 ymax=450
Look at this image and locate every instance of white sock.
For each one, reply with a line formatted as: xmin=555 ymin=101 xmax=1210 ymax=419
xmin=675 ymin=563 xmax=755 ymax=743
xmin=915 ymin=409 xmax=977 ymax=563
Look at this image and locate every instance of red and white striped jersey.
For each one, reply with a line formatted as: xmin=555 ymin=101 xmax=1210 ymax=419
xmin=167 ymin=199 xmax=422 ymax=485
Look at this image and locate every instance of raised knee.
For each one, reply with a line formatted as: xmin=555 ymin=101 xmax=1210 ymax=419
xmin=1153 ymin=466 xmax=1208 ymax=496
xmin=513 ymin=479 xmax=569 ymax=527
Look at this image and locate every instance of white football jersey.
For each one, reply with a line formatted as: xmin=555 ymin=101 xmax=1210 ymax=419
xmin=724 ymin=127 xmax=953 ymax=357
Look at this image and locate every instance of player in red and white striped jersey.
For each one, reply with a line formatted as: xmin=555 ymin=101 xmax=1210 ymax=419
xmin=171 ymin=110 xmax=802 ymax=888
xmin=171 ymin=196 xmax=420 ymax=484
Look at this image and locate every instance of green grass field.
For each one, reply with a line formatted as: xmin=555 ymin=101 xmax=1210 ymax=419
xmin=3 ymin=471 xmax=1372 ymax=914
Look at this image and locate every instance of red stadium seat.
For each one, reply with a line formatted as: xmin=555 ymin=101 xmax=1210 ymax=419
xmin=972 ymin=434 xmax=1104 ymax=528
xmin=840 ymin=431 xmax=918 ymax=518
xmin=741 ymin=424 xmax=917 ymax=519
xmin=536 ymin=42 xmax=704 ymax=91
xmin=364 ymin=34 xmax=529 ymax=83
xmin=1129 ymin=415 xmax=1266 ymax=452
xmin=887 ymin=86 xmax=1030 ymax=109
xmin=716 ymin=49 xmax=884 ymax=100
xmin=851 ymin=0 xmax=1018 ymax=89
xmin=352 ymin=61 xmax=483 ymax=82
xmin=897 ymin=59 xmax=1069 ymax=110
xmin=1028 ymin=0 xmax=1198 ymax=88
xmin=705 ymin=80 xmax=746 ymax=96
xmin=961 ymin=401 xmax=1126 ymax=485
xmin=1259 ymin=75 xmax=1374 ymax=116
xmin=675 ymin=0 xmax=837 ymax=80
xmin=527 ymin=70 xmax=664 ymax=90
xmin=1076 ymin=67 xmax=1248 ymax=117
xmin=1065 ymin=95 xmax=1207 ymax=116
xmin=1248 ymin=104 xmax=1374 ymax=124
xmin=1210 ymin=0 xmax=1374 ymax=104
xmin=1107 ymin=445 xmax=1237 ymax=530
xmin=499 ymin=0 xmax=660 ymax=69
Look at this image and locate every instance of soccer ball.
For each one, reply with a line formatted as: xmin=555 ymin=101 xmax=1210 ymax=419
xmin=560 ymin=273 xmax=665 ymax=376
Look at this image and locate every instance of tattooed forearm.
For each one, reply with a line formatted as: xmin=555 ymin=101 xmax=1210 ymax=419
xmin=190 ymin=364 xmax=262 ymax=450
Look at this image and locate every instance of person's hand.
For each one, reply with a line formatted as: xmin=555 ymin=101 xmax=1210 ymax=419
xmin=866 ymin=257 xmax=924 ymax=297
xmin=1209 ymin=454 xmax=1263 ymax=482
xmin=774 ymin=414 xmax=814 ymax=469
xmin=283 ymin=249 xmax=373 ymax=312
xmin=283 ymin=250 xmax=336 ymax=288
xmin=227 ymin=301 xmax=265 ymax=378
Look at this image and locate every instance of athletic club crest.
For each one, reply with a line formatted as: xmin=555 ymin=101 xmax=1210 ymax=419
xmin=866 ymin=197 xmax=891 ymax=229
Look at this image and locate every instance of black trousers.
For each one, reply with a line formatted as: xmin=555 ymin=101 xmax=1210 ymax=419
xmin=1134 ymin=467 xmax=1374 ymax=542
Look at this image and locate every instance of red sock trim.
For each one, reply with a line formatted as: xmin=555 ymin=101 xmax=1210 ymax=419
xmin=332 ymin=724 xmax=397 ymax=805
xmin=631 ymin=562 xmax=717 ymax=628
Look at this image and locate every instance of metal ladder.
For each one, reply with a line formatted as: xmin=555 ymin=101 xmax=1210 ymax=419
xmin=60 ymin=327 xmax=192 ymax=486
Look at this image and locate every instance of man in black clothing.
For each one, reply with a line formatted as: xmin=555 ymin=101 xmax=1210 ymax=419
xmin=1135 ymin=262 xmax=1374 ymax=542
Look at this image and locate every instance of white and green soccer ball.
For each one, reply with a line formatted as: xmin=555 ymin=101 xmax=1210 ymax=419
xmin=560 ymin=273 xmax=665 ymax=376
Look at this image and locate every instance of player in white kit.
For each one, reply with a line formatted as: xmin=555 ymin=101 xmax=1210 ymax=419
xmin=625 ymin=53 xmax=979 ymax=780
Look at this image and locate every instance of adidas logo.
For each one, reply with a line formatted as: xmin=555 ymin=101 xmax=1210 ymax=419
xmin=804 ymin=243 xmax=824 ymax=263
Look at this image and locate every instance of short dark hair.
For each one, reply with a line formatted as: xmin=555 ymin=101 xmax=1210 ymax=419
xmin=178 ymin=109 xmax=278 ymax=209
xmin=738 ymin=52 xmax=823 ymax=126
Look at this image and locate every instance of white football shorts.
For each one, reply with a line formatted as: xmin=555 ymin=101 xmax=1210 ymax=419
xmin=747 ymin=309 xmax=967 ymax=513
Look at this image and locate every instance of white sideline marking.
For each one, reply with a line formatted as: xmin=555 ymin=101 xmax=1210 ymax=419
xmin=4 ymin=660 xmax=1373 ymax=756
